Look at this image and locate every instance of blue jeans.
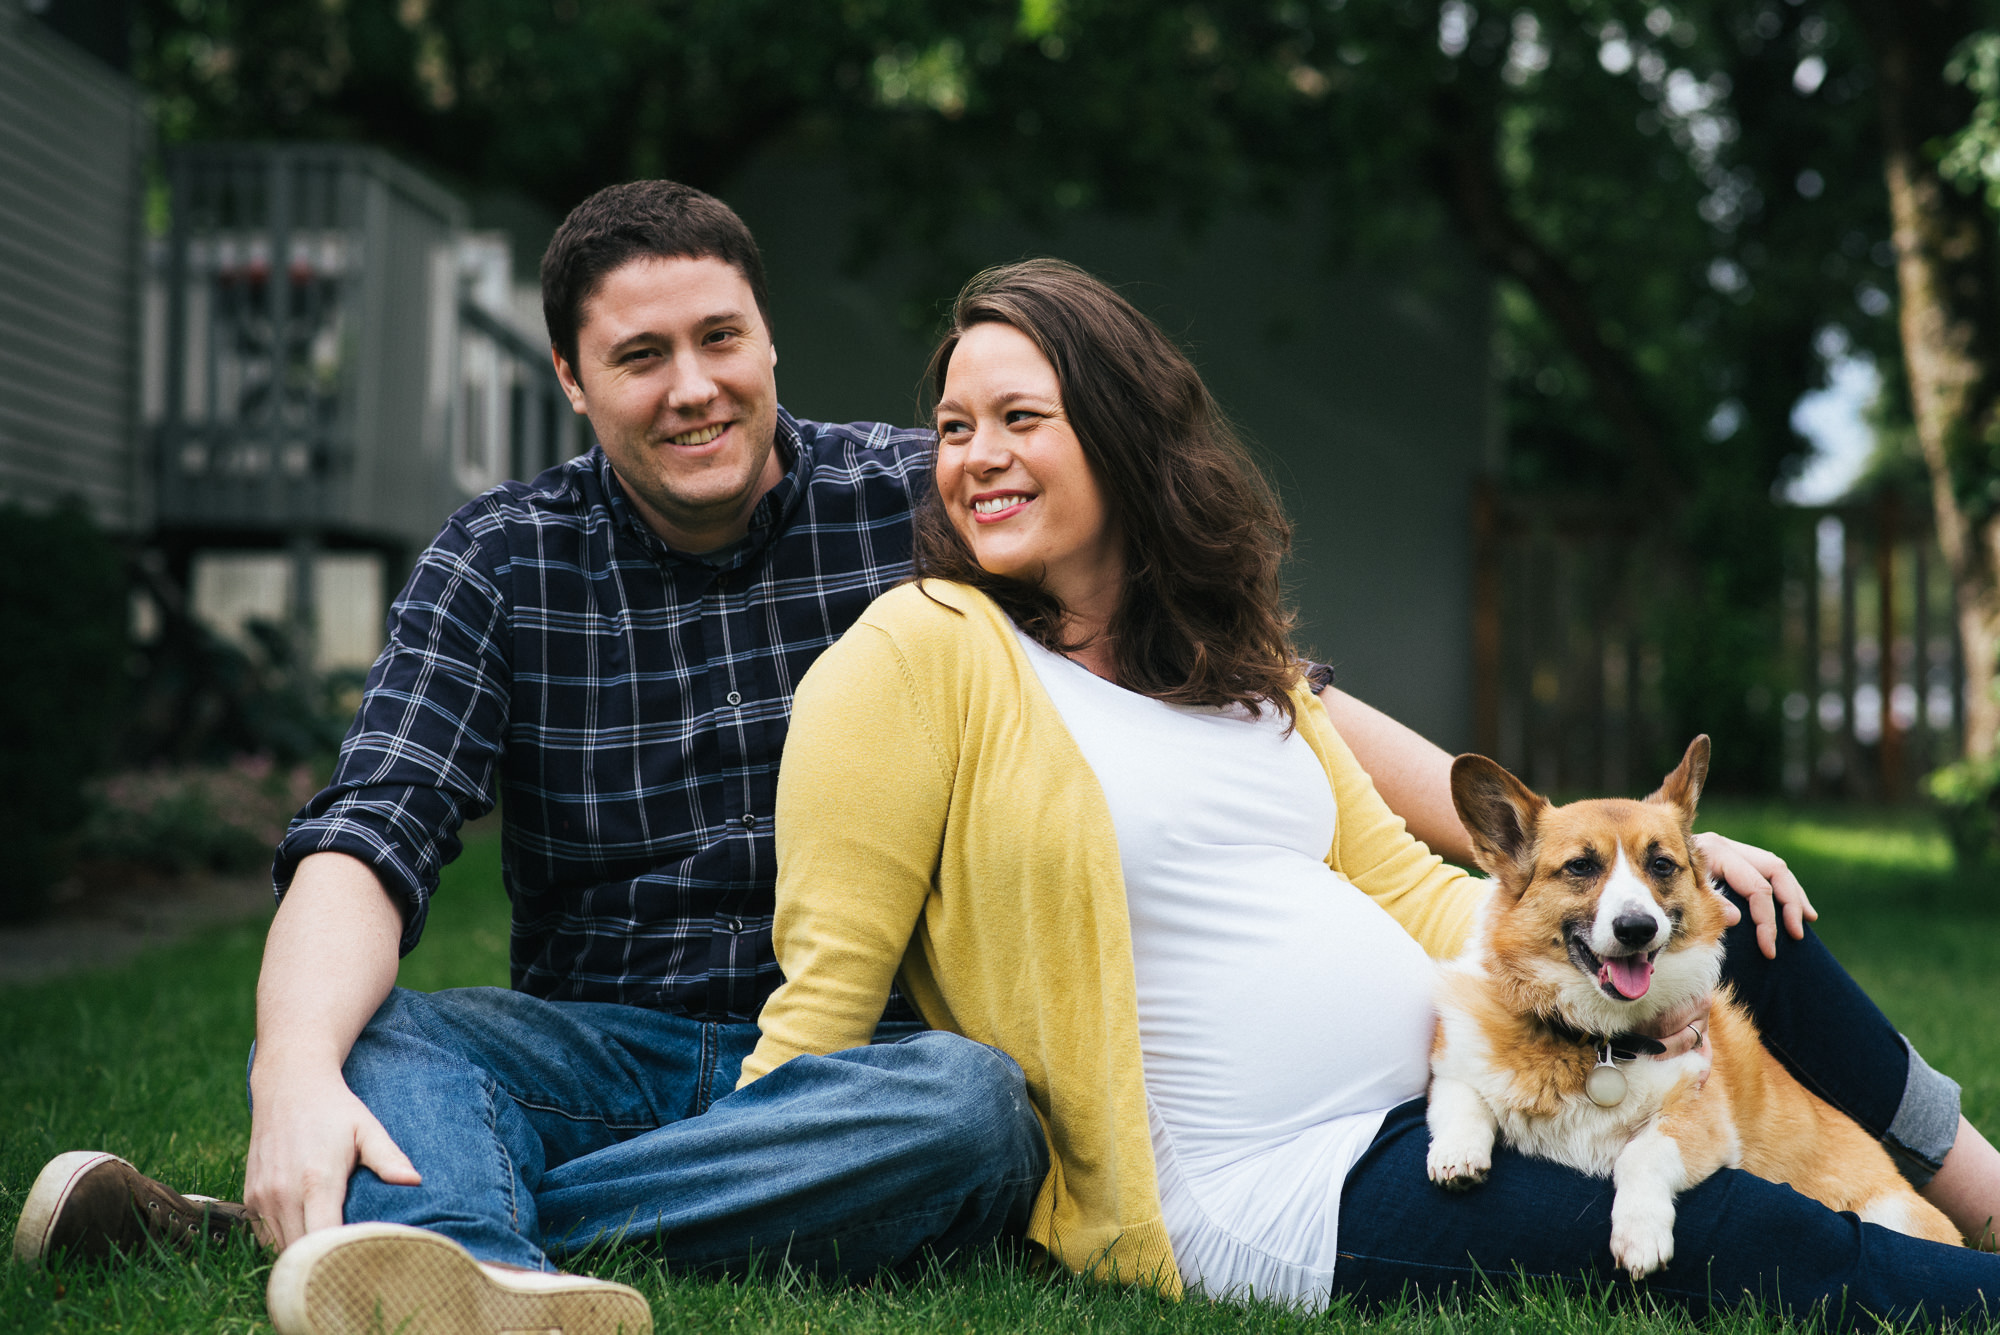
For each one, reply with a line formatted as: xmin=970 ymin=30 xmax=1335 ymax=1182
xmin=1331 ymin=891 xmax=1998 ymax=1327
xmin=327 ymin=987 xmax=1048 ymax=1275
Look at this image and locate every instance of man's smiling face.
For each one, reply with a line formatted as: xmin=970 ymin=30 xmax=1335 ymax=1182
xmin=554 ymin=254 xmax=781 ymax=553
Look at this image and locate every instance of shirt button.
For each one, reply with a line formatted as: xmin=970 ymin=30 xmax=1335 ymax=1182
xmin=726 ymin=690 xmax=742 ymax=706
xmin=740 ymin=813 xmax=758 ymax=829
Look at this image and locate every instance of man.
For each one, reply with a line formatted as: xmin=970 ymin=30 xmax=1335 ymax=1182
xmin=19 ymin=181 xmax=1049 ymax=1335
xmin=18 ymin=179 xmax=1995 ymax=1335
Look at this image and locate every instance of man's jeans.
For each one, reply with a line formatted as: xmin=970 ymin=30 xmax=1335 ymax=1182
xmin=323 ymin=987 xmax=1048 ymax=1275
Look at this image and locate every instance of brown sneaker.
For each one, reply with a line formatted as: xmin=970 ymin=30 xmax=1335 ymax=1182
xmin=267 ymin=1222 xmax=652 ymax=1335
xmin=12 ymin=1151 xmax=253 ymax=1267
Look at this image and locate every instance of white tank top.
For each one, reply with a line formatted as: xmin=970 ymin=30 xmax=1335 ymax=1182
xmin=1016 ymin=631 xmax=1437 ymax=1309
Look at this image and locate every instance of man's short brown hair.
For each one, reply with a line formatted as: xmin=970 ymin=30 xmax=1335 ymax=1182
xmin=540 ymin=180 xmax=772 ymax=371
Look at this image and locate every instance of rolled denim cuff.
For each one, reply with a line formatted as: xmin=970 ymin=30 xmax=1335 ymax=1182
xmin=1883 ymin=1034 xmax=1961 ymax=1187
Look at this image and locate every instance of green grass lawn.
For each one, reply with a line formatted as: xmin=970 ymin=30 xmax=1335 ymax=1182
xmin=0 ymin=806 xmax=1995 ymax=1333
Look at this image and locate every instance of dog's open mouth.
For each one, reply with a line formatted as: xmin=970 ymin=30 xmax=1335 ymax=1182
xmin=1568 ymin=935 xmax=1662 ymax=1001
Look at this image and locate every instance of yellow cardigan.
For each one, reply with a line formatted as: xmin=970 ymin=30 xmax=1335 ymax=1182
xmin=741 ymin=580 xmax=1482 ymax=1295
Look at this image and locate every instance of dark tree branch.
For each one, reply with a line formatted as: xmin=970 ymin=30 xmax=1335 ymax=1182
xmin=1426 ymin=77 xmax=1679 ymax=509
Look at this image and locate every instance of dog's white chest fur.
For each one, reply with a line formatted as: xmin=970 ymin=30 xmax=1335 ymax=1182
xmin=1433 ymin=994 xmax=1719 ymax=1179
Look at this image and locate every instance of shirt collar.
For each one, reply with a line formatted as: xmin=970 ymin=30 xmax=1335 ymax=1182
xmin=595 ymin=407 xmax=813 ymax=570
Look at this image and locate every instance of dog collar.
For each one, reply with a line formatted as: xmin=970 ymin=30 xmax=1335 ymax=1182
xmin=1543 ymin=1018 xmax=1668 ymax=1064
xmin=1539 ymin=1019 xmax=1667 ymax=1108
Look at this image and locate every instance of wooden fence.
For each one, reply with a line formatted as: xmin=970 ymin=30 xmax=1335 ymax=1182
xmin=1471 ymin=487 xmax=1667 ymax=798
xmin=1776 ymin=497 xmax=1962 ymax=802
xmin=1471 ymin=487 xmax=1962 ymax=802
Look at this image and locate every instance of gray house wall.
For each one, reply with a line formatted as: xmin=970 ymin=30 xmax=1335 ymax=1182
xmin=724 ymin=159 xmax=1490 ymax=750
xmin=0 ymin=0 xmax=148 ymax=530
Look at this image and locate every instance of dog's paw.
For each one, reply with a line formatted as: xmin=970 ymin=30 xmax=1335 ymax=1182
xmin=1425 ymin=1139 xmax=1491 ymax=1190
xmin=1609 ymin=1198 xmax=1676 ymax=1278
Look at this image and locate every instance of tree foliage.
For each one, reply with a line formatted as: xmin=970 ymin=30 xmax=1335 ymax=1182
xmin=130 ymin=0 xmax=1926 ymax=789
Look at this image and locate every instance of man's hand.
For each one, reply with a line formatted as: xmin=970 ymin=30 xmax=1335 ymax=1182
xmin=244 ymin=1068 xmax=420 ymax=1250
xmin=249 ymin=851 xmax=409 ymax=1249
xmin=1693 ymin=831 xmax=1818 ymax=960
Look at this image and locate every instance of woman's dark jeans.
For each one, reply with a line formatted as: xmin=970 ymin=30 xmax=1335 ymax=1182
xmin=1333 ymin=890 xmax=1998 ymax=1328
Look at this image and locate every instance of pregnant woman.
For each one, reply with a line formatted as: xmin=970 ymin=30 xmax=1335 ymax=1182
xmin=740 ymin=258 xmax=2000 ymax=1323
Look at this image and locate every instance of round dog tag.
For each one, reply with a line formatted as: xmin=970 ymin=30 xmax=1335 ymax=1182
xmin=1586 ymin=1062 xmax=1627 ymax=1108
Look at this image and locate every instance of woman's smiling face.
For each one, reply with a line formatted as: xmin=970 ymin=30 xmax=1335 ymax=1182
xmin=934 ymin=321 xmax=1124 ymax=616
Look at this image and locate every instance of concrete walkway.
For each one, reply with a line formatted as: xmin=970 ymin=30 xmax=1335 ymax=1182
xmin=0 ymin=872 xmax=274 ymax=986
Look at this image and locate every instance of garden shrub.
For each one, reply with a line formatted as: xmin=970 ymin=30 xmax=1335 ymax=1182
xmin=1926 ymin=751 xmax=2000 ymax=869
xmin=0 ymin=500 xmax=128 ymax=919
xmin=122 ymin=599 xmax=365 ymax=769
xmin=81 ymin=756 xmax=319 ymax=876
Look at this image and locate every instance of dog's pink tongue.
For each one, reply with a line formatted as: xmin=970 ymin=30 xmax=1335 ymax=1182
xmin=1600 ymin=954 xmax=1654 ymax=1000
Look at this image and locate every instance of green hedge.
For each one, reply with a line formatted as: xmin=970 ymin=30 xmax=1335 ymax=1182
xmin=0 ymin=500 xmax=128 ymax=919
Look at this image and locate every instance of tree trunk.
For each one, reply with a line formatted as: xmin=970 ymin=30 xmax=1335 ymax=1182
xmin=1852 ymin=0 xmax=2000 ymax=760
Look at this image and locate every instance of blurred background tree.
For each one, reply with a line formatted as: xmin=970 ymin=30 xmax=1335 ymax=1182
xmin=1859 ymin=0 xmax=2000 ymax=858
xmin=124 ymin=0 xmax=2000 ymax=802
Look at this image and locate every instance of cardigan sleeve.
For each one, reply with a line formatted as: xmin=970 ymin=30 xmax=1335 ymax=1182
xmin=739 ymin=617 xmax=955 ymax=1086
xmin=1308 ymin=699 xmax=1485 ymax=960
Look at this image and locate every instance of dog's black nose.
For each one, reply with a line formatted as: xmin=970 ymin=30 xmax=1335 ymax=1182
xmin=1612 ymin=913 xmax=1658 ymax=947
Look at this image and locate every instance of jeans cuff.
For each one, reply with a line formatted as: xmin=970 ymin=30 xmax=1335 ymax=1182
xmin=1883 ymin=1034 xmax=1960 ymax=1187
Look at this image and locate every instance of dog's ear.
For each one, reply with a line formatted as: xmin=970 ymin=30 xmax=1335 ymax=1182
xmin=1450 ymin=754 xmax=1547 ymax=888
xmin=1647 ymin=735 xmax=1710 ymax=819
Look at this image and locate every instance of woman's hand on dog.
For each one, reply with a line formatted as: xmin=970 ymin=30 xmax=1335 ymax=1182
xmin=1639 ymin=995 xmax=1714 ymax=1078
xmin=1693 ymin=830 xmax=1818 ymax=960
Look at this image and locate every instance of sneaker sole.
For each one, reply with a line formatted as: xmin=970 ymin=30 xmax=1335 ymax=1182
xmin=12 ymin=1151 xmax=126 ymax=1268
xmin=267 ymin=1222 xmax=652 ymax=1335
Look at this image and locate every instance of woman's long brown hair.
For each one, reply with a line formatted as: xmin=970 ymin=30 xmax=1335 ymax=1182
xmin=914 ymin=258 xmax=1303 ymax=724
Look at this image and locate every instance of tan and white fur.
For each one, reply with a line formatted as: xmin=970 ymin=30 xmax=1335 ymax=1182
xmin=1425 ymin=736 xmax=1960 ymax=1277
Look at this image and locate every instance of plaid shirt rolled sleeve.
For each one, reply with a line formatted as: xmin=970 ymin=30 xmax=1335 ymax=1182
xmin=274 ymin=409 xmax=933 ymax=1021
xmin=273 ymin=507 xmax=513 ymax=952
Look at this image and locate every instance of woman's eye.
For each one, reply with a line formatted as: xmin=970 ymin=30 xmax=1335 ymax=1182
xmin=1004 ymin=409 xmax=1039 ymax=426
xmin=937 ymin=419 xmax=969 ymax=439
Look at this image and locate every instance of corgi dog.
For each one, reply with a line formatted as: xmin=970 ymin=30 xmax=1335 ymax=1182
xmin=1424 ymin=735 xmax=1960 ymax=1277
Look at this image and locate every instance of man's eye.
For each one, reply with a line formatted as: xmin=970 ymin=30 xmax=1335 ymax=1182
xmin=705 ymin=328 xmax=737 ymax=345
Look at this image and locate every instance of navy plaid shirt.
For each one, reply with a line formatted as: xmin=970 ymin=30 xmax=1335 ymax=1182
xmin=275 ymin=408 xmax=931 ymax=1020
